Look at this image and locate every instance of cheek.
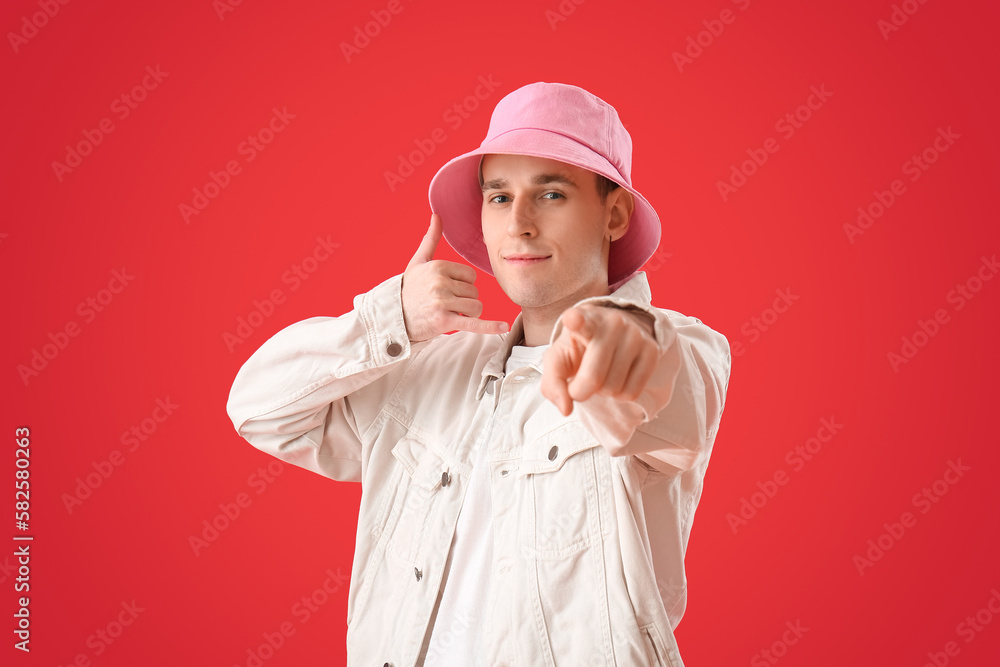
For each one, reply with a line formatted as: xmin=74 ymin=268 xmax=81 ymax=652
xmin=481 ymin=221 xmax=497 ymax=248
xmin=565 ymin=216 xmax=606 ymax=256
xmin=481 ymin=221 xmax=504 ymax=260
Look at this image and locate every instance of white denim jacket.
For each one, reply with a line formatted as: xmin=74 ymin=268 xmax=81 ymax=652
xmin=227 ymin=270 xmax=731 ymax=667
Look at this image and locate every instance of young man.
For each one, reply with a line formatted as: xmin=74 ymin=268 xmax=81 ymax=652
xmin=227 ymin=82 xmax=731 ymax=667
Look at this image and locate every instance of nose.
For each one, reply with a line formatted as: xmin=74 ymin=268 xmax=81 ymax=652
xmin=507 ymin=196 xmax=538 ymax=238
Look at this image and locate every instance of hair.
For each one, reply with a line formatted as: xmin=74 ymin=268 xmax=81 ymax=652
xmin=595 ymin=173 xmax=620 ymax=205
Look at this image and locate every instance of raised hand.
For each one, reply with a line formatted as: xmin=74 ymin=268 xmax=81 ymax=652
xmin=401 ymin=213 xmax=509 ymax=343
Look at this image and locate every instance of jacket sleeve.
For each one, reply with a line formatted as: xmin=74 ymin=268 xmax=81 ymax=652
xmin=550 ymin=296 xmax=732 ymax=475
xmin=225 ymin=273 xmax=433 ymax=483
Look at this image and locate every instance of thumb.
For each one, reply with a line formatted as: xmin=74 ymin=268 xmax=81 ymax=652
xmin=407 ymin=213 xmax=443 ymax=269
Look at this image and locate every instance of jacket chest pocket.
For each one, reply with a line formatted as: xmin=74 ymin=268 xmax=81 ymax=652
xmin=516 ymin=421 xmax=612 ymax=557
xmin=383 ymin=435 xmax=451 ymax=564
xmin=348 ymin=434 xmax=455 ymax=639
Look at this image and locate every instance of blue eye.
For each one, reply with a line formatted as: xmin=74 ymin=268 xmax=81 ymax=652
xmin=542 ymin=192 xmax=563 ymax=200
xmin=489 ymin=195 xmax=510 ymax=204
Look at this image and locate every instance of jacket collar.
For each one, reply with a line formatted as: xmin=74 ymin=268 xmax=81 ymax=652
xmin=475 ymin=271 xmax=653 ymax=400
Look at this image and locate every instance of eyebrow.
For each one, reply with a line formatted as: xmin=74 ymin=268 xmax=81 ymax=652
xmin=481 ymin=173 xmax=578 ymax=193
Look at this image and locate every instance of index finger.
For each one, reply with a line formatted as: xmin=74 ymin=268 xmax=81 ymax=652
xmin=439 ymin=261 xmax=479 ymax=285
xmin=540 ymin=343 xmax=577 ymax=416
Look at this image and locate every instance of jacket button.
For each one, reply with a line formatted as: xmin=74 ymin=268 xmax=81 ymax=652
xmin=548 ymin=445 xmax=559 ymax=461
xmin=414 ymin=567 xmax=422 ymax=581
xmin=386 ymin=342 xmax=402 ymax=357
xmin=441 ymin=471 xmax=451 ymax=487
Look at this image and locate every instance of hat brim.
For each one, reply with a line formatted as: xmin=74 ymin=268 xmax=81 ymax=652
xmin=427 ymin=127 xmax=661 ymax=287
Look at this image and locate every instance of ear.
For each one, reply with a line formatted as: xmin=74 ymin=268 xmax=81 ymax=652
xmin=607 ymin=187 xmax=635 ymax=242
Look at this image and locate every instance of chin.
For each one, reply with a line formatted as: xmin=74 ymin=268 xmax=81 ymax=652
xmin=503 ymin=284 xmax=557 ymax=309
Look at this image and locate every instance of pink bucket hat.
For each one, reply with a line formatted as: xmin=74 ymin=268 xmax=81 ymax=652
xmin=427 ymin=81 xmax=661 ymax=287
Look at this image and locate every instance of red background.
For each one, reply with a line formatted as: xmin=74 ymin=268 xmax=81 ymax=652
xmin=3 ymin=0 xmax=999 ymax=664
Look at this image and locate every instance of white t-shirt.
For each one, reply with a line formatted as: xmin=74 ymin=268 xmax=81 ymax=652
xmin=423 ymin=343 xmax=549 ymax=666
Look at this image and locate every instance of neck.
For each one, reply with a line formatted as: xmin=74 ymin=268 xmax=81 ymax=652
xmin=517 ymin=285 xmax=612 ymax=347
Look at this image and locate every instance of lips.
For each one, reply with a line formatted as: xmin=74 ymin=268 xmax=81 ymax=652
xmin=504 ymin=253 xmax=551 ymax=263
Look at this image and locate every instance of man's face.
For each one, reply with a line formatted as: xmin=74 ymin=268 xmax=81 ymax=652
xmin=480 ymin=153 xmax=628 ymax=312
